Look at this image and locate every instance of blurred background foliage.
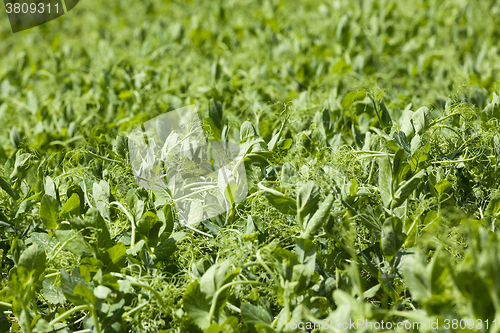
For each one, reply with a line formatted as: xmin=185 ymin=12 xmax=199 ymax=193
xmin=0 ymin=0 xmax=499 ymax=156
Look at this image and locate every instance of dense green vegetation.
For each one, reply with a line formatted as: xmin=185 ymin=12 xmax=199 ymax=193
xmin=1 ymin=0 xmax=500 ymax=332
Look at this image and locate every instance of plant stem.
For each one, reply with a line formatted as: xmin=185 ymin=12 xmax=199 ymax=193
xmin=84 ymin=151 xmax=124 ymax=165
xmin=0 ymin=301 xmax=12 ymax=308
xmin=44 ymin=272 xmax=61 ymax=278
xmin=49 ymin=305 xmax=91 ymax=326
xmin=21 ymin=302 xmax=32 ymax=333
xmin=172 ymin=185 xmax=218 ymax=203
xmin=181 ymin=223 xmax=214 ymax=238
xmin=283 ymin=288 xmax=291 ymax=324
xmin=91 ymin=307 xmax=102 ymax=333
xmin=123 ymin=302 xmax=148 ymax=318
xmin=368 ymin=158 xmax=375 ymax=183
xmin=208 ymin=281 xmax=265 ymax=323
xmin=428 ymin=111 xmax=462 ymax=127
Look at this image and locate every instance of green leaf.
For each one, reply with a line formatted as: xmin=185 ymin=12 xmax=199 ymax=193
xmin=40 ymin=194 xmax=60 ymax=231
xmin=79 ymin=257 xmax=104 ymax=282
xmin=393 ymin=131 xmax=411 ymax=155
xmin=301 ymin=194 xmax=334 ymax=239
xmin=10 ymin=153 xmax=31 ymax=179
xmin=294 ymin=238 xmax=316 ymax=269
xmin=19 ymin=308 xmax=31 ymax=333
xmin=280 ymin=162 xmax=296 ymax=185
xmin=258 ymin=183 xmax=296 ymax=215
xmin=349 ymin=178 xmax=358 ymax=196
xmin=162 ymin=205 xmax=175 ymax=237
xmin=44 ymin=176 xmax=57 ymax=199
xmin=402 ymin=254 xmax=432 ymax=302
xmin=410 ymin=134 xmax=421 ymax=155
xmin=241 ymin=303 xmax=273 ymax=331
xmin=296 ymin=181 xmax=320 ymax=224
xmin=115 ymin=135 xmax=129 ymax=159
xmin=392 ymin=149 xmax=405 ymax=182
xmin=0 ymin=176 xmax=18 ymax=199
xmin=363 ymin=284 xmax=381 ymax=298
xmin=245 ymin=215 xmax=259 ymax=235
xmin=197 ymin=260 xmax=240 ymax=325
xmin=205 ymin=316 xmax=240 ymax=333
xmin=378 ymin=157 xmax=392 ymax=207
xmin=130 ymin=196 xmax=145 ymax=222
xmin=93 ymin=180 xmax=110 ymax=220
xmin=358 ymin=113 xmax=370 ymax=134
xmin=391 ymin=169 xmax=424 ymax=209
xmin=423 ymin=210 xmax=442 ymax=231
xmin=67 ymin=184 xmax=85 ymax=216
xmin=485 ymin=194 xmax=500 ymax=217
xmin=55 ymin=230 xmax=93 ymax=258
xmin=381 ymin=217 xmax=407 ymax=258
xmin=42 ymin=279 xmax=66 ymax=304
xmin=84 ymin=208 xmax=112 ymax=250
xmin=61 ymin=193 xmax=81 ymax=215
xmin=434 ymin=179 xmax=452 ymax=197
xmin=429 ymin=250 xmax=449 ymax=296
xmin=279 ymin=138 xmax=293 ymax=150
xmin=209 ymin=99 xmax=223 ymax=132
xmin=267 ymin=131 xmax=281 ymax=152
xmin=9 ymin=127 xmax=21 ymax=148
xmin=106 ymin=242 xmax=127 ymax=266
xmin=220 ymin=316 xmax=240 ymax=332
xmin=74 ymin=284 xmax=97 ymax=305
xmin=183 ymin=280 xmax=211 ymax=330
xmin=188 ymin=200 xmax=204 ymax=227
xmin=118 ymin=90 xmax=133 ymax=99
xmin=483 ymin=93 xmax=500 ymax=122
xmin=94 ymin=285 xmax=112 ymax=299
xmin=379 ymin=99 xmax=392 ymax=128
xmin=217 ymin=167 xmax=239 ymax=205
xmin=240 ymin=121 xmax=257 ymax=142
xmin=342 ymin=90 xmax=366 ymax=110
xmin=400 ymin=111 xmax=415 ymax=139
xmin=32 ymin=318 xmax=53 ymax=333
xmin=412 ymin=106 xmax=432 ymax=134
xmin=200 ymin=260 xmax=232 ymax=299
xmin=291 ymin=264 xmax=314 ymax=293
xmin=18 ymin=244 xmax=46 ymax=281
xmin=137 ymin=211 xmax=162 ymax=247
xmin=155 ymin=238 xmax=177 ymax=262
xmin=27 ymin=232 xmax=57 ymax=249
xmin=9 ymin=238 xmax=23 ymax=266
xmin=254 ymin=324 xmax=276 ymax=333
xmin=61 ymin=268 xmax=91 ymax=306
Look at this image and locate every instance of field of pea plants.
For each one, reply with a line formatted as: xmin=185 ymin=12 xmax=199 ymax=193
xmin=1 ymin=0 xmax=500 ymax=332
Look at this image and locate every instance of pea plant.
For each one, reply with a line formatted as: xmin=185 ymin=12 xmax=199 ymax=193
xmin=1 ymin=0 xmax=500 ymax=332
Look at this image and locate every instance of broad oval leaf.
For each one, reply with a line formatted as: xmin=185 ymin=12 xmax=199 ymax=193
xmin=342 ymin=90 xmax=367 ymax=110
xmin=40 ymin=194 xmax=60 ymax=231
xmin=296 ymin=181 xmax=320 ymax=221
xmin=381 ymin=216 xmax=406 ymax=258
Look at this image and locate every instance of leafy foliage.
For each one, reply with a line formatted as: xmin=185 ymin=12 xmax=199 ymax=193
xmin=1 ymin=0 xmax=500 ymax=332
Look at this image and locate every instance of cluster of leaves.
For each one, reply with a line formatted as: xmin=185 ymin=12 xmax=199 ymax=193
xmin=1 ymin=0 xmax=500 ymax=332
